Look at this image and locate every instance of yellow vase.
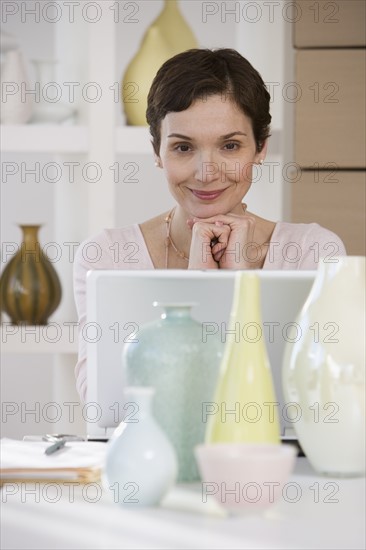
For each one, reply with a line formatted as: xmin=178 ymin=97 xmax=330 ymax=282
xmin=122 ymin=0 xmax=198 ymax=126
xmin=205 ymin=272 xmax=281 ymax=444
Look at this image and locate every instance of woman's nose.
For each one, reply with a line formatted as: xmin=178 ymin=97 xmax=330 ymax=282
xmin=194 ymin=154 xmax=220 ymax=183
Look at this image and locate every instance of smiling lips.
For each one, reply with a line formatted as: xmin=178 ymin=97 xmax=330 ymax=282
xmin=190 ymin=189 xmax=226 ymax=201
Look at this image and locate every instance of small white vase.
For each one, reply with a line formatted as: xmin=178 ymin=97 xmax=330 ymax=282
xmin=31 ymin=60 xmax=74 ymax=124
xmin=103 ymin=387 xmax=177 ymax=507
xmin=0 ymin=49 xmax=34 ymax=124
xmin=283 ymin=256 xmax=365 ymax=476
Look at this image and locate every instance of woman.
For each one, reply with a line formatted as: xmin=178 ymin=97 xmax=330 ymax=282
xmin=73 ymin=49 xmax=346 ymax=401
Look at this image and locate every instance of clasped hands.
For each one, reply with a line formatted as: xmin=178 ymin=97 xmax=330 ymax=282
xmin=187 ymin=211 xmax=262 ymax=269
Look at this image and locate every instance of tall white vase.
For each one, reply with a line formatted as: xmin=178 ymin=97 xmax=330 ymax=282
xmin=283 ymin=256 xmax=365 ymax=476
xmin=103 ymin=387 xmax=177 ymax=507
xmin=0 ymin=49 xmax=34 ymax=124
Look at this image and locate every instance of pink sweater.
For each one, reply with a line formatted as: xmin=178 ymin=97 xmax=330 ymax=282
xmin=73 ymin=221 xmax=346 ymax=402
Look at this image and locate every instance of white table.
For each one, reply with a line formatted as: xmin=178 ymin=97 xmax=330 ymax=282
xmin=1 ymin=458 xmax=365 ymax=550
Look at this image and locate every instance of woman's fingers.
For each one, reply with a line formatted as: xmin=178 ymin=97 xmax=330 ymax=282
xmin=219 ymin=217 xmax=257 ymax=269
xmin=188 ymin=212 xmax=250 ymax=226
xmin=188 ymin=213 xmax=258 ymax=269
xmin=188 ymin=221 xmax=230 ymax=269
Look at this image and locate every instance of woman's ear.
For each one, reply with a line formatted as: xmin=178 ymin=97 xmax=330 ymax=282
xmin=154 ymin=155 xmax=162 ymax=168
xmin=256 ymin=139 xmax=268 ymax=164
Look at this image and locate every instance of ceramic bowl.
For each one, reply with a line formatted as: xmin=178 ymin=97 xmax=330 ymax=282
xmin=194 ymin=442 xmax=297 ymax=512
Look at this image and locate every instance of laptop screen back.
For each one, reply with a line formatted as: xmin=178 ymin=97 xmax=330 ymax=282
xmin=86 ymin=269 xmax=316 ymax=438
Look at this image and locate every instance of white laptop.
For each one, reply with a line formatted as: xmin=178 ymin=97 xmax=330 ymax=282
xmin=86 ymin=270 xmax=316 ymax=440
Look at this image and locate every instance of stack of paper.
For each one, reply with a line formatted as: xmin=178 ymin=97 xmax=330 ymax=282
xmin=0 ymin=438 xmax=108 ymax=484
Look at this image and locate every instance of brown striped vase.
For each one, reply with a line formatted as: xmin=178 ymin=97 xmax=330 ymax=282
xmin=0 ymin=225 xmax=62 ymax=325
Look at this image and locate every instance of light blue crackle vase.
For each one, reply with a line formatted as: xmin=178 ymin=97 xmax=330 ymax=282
xmin=122 ymin=302 xmax=223 ymax=482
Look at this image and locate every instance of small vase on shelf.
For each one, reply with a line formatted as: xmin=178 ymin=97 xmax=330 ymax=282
xmin=283 ymin=256 xmax=365 ymax=477
xmin=0 ymin=31 xmax=18 ymax=53
xmin=104 ymin=387 xmax=177 ymax=507
xmin=31 ymin=60 xmax=75 ymax=124
xmin=0 ymin=49 xmax=34 ymax=124
xmin=123 ymin=302 xmax=223 ymax=482
xmin=0 ymin=225 xmax=62 ymax=325
xmin=205 ymin=272 xmax=281 ymax=445
xmin=122 ymin=0 xmax=197 ymax=125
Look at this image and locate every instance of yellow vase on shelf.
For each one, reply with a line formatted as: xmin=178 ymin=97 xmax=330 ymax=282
xmin=122 ymin=0 xmax=198 ymax=126
xmin=152 ymin=0 xmax=198 ymax=52
xmin=205 ymin=272 xmax=281 ymax=445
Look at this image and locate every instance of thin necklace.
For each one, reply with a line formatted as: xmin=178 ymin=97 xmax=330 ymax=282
xmin=164 ymin=204 xmax=248 ymax=268
xmin=165 ymin=207 xmax=189 ymax=268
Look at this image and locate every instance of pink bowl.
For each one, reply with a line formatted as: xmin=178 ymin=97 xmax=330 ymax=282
xmin=194 ymin=443 xmax=297 ymax=512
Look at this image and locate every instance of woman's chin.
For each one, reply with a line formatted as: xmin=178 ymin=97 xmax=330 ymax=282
xmin=183 ymin=202 xmax=241 ymax=219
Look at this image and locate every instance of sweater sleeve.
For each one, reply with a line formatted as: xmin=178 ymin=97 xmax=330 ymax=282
xmin=264 ymin=222 xmax=347 ymax=270
xmin=73 ymin=231 xmax=115 ymax=402
xmin=73 ymin=225 xmax=153 ymax=402
xmin=297 ymin=224 xmax=347 ymax=270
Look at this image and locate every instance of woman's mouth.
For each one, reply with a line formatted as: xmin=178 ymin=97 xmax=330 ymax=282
xmin=190 ymin=189 xmax=226 ymax=201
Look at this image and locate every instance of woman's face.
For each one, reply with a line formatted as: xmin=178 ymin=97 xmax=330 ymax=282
xmin=156 ymin=94 xmax=267 ymax=219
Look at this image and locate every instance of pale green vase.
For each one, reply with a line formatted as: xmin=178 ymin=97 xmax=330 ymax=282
xmin=122 ymin=0 xmax=198 ymax=125
xmin=123 ymin=302 xmax=223 ymax=482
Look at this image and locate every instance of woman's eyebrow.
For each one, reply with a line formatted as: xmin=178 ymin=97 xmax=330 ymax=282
xmin=167 ymin=133 xmax=191 ymax=139
xmin=167 ymin=131 xmax=248 ymax=140
xmin=221 ymin=131 xmax=247 ymax=139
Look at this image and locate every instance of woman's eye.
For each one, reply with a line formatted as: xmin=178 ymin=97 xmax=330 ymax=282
xmin=224 ymin=142 xmax=239 ymax=150
xmin=176 ymin=144 xmax=191 ymax=152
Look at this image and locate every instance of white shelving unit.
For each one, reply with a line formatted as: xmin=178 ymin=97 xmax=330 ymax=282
xmin=0 ymin=326 xmax=78 ymax=354
xmin=1 ymin=125 xmax=89 ymax=153
xmin=115 ymin=126 xmax=152 ymax=154
xmin=1 ymin=1 xmax=294 ymax=437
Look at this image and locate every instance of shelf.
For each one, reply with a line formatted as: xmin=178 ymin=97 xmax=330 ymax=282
xmin=1 ymin=325 xmax=78 ymax=354
xmin=1 ymin=125 xmax=89 ymax=153
xmin=1 ymin=126 xmax=154 ymax=155
xmin=115 ymin=126 xmax=153 ymax=155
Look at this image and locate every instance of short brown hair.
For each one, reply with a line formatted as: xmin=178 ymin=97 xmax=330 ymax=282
xmin=146 ymin=48 xmax=271 ymax=155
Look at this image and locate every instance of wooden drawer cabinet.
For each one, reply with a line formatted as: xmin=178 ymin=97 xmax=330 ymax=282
xmin=295 ymin=49 xmax=366 ymax=168
xmin=294 ymin=0 xmax=366 ymax=48
xmin=291 ymin=170 xmax=366 ymax=255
